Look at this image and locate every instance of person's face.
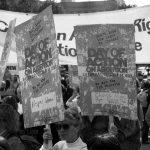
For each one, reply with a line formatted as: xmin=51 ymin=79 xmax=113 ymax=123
xmin=56 ymin=121 xmax=79 ymax=143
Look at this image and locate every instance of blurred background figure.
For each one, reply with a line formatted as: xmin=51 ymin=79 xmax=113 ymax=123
xmin=40 ymin=106 xmax=87 ymax=150
xmin=0 ymin=136 xmax=11 ymax=150
xmin=137 ymin=80 xmax=150 ymax=144
xmin=0 ymin=104 xmax=25 ymax=150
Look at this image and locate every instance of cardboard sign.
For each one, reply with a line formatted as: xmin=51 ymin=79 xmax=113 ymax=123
xmin=15 ymin=6 xmax=64 ymax=128
xmin=74 ymin=24 xmax=137 ymax=120
xmin=6 ymin=63 xmax=19 ymax=75
xmin=0 ymin=19 xmax=16 ymax=83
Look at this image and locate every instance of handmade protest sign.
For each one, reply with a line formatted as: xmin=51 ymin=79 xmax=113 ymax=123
xmin=0 ymin=19 xmax=16 ymax=83
xmin=15 ymin=6 xmax=64 ymax=128
xmin=74 ymin=24 xmax=137 ymax=120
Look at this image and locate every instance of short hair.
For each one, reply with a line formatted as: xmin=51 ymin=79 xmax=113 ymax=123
xmin=2 ymin=96 xmax=18 ymax=111
xmin=141 ymin=80 xmax=150 ymax=89
xmin=64 ymin=106 xmax=82 ymax=126
xmin=87 ymin=133 xmax=121 ymax=150
xmin=0 ymin=104 xmax=19 ymax=133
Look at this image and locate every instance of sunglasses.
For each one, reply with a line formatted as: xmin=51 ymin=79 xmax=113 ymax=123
xmin=56 ymin=124 xmax=70 ymax=130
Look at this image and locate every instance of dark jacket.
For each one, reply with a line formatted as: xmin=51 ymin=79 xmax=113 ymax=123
xmin=114 ymin=117 xmax=141 ymax=150
xmin=8 ymin=135 xmax=26 ymax=150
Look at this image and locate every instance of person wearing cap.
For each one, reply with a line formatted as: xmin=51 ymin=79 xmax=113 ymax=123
xmin=40 ymin=107 xmax=87 ymax=150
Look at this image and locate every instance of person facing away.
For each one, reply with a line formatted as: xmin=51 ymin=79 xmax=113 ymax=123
xmin=87 ymin=133 xmax=121 ymax=150
xmin=114 ymin=117 xmax=141 ymax=150
xmin=40 ymin=106 xmax=87 ymax=150
xmin=0 ymin=104 xmax=25 ymax=150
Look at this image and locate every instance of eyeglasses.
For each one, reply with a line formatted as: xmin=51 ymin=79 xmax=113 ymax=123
xmin=56 ymin=124 xmax=70 ymax=130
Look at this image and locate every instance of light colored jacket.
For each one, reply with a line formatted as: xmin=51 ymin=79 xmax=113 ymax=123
xmin=40 ymin=137 xmax=87 ymax=150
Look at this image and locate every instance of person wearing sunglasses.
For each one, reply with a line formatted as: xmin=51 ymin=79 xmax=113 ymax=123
xmin=40 ymin=106 xmax=87 ymax=150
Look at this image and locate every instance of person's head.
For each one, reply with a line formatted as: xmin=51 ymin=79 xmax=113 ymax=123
xmin=0 ymin=136 xmax=10 ymax=150
xmin=137 ymin=73 xmax=143 ymax=82
xmin=2 ymin=96 xmax=18 ymax=111
xmin=87 ymin=133 xmax=120 ymax=150
xmin=141 ymin=79 xmax=150 ymax=90
xmin=11 ymin=75 xmax=19 ymax=89
xmin=56 ymin=106 xmax=82 ymax=143
xmin=0 ymin=104 xmax=19 ymax=137
xmin=92 ymin=116 xmax=109 ymax=134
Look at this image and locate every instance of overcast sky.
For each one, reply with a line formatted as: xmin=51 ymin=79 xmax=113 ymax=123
xmin=125 ymin=0 xmax=150 ymax=6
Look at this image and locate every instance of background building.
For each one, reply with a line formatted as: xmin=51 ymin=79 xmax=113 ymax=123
xmin=61 ymin=0 xmax=75 ymax=2
xmin=59 ymin=0 xmax=118 ymax=14
xmin=115 ymin=0 xmax=125 ymax=6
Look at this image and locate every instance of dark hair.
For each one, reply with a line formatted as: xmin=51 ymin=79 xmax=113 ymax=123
xmin=87 ymin=133 xmax=121 ymax=150
xmin=0 ymin=104 xmax=19 ymax=135
xmin=5 ymin=80 xmax=10 ymax=90
xmin=2 ymin=96 xmax=18 ymax=111
xmin=92 ymin=116 xmax=109 ymax=132
xmin=0 ymin=136 xmax=10 ymax=150
xmin=141 ymin=80 xmax=150 ymax=89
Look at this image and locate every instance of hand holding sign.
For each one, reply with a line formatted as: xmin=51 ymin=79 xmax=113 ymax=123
xmin=43 ymin=124 xmax=53 ymax=149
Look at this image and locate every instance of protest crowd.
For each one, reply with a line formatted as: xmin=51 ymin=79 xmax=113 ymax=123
xmin=0 ymin=65 xmax=150 ymax=150
xmin=1 ymin=3 xmax=150 ymax=150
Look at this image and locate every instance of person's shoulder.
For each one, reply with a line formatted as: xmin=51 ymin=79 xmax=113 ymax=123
xmin=53 ymin=140 xmax=66 ymax=149
xmin=8 ymin=136 xmax=25 ymax=150
xmin=78 ymin=138 xmax=87 ymax=150
xmin=81 ymin=146 xmax=88 ymax=150
xmin=8 ymin=136 xmax=22 ymax=145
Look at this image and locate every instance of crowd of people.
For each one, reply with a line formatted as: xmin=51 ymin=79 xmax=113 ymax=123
xmin=0 ymin=67 xmax=150 ymax=150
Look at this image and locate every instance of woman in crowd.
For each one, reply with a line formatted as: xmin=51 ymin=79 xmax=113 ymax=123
xmin=40 ymin=106 xmax=87 ymax=150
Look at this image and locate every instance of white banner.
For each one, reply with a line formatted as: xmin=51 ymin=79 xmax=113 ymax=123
xmin=0 ymin=6 xmax=150 ymax=64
